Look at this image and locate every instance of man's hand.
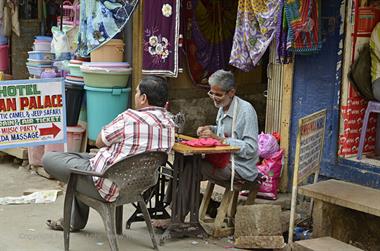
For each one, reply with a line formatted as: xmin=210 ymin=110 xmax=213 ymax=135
xmin=196 ymin=126 xmax=209 ymax=137
xmin=197 ymin=126 xmax=223 ymax=141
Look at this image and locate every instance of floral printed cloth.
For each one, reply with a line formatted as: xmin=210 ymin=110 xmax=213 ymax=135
xmin=229 ymin=0 xmax=281 ymax=72
xmin=142 ymin=0 xmax=180 ymax=77
xmin=77 ymin=0 xmax=138 ymax=57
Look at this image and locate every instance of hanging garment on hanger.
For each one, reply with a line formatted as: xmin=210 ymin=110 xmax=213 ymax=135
xmin=229 ymin=0 xmax=281 ymax=72
xmin=285 ymin=0 xmax=322 ymax=54
xmin=2 ymin=0 xmax=20 ymax=37
xmin=142 ymin=0 xmax=180 ymax=77
xmin=182 ymin=0 xmax=237 ymax=87
xmin=77 ymin=0 xmax=138 ymax=57
xmin=275 ymin=0 xmax=293 ymax=63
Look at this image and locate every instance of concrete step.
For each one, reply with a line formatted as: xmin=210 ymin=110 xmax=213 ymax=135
xmin=299 ymin=179 xmax=380 ymax=217
xmin=293 ymin=237 xmax=364 ymax=251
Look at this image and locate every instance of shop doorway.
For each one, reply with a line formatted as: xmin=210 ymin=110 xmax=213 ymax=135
xmin=339 ymin=0 xmax=380 ymax=166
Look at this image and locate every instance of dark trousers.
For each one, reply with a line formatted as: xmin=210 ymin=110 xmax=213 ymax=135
xmin=43 ymin=152 xmax=106 ymax=230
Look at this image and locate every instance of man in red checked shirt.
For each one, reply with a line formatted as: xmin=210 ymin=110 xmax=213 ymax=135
xmin=43 ymin=76 xmax=176 ymax=231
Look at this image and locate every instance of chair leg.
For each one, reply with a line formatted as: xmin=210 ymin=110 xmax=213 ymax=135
xmin=116 ymin=206 xmax=123 ymax=235
xmin=358 ymin=108 xmax=371 ymax=160
xmin=99 ymin=204 xmax=118 ymax=251
xmin=199 ymin=181 xmax=215 ymax=221
xmin=138 ymin=199 xmax=159 ymax=250
xmin=63 ymin=174 xmax=77 ymax=251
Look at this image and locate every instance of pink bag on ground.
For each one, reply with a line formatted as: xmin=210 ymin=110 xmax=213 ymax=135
xmin=258 ymin=132 xmax=280 ymax=159
xmin=256 ymin=149 xmax=284 ymax=200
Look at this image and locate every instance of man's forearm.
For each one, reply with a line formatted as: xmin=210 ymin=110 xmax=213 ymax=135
xmin=95 ymin=132 xmax=106 ymax=148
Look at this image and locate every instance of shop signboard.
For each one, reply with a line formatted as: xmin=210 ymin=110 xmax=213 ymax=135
xmin=0 ymin=78 xmax=66 ymax=149
xmin=288 ymin=109 xmax=327 ymax=243
xmin=295 ymin=109 xmax=327 ymax=183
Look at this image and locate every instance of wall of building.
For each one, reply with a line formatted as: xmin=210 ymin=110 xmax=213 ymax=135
xmin=11 ymin=20 xmax=40 ymax=79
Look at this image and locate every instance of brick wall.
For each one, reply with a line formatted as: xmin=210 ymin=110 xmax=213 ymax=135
xmin=11 ymin=20 xmax=40 ymax=79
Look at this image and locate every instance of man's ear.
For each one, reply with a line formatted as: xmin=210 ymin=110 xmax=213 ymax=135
xmin=141 ymin=93 xmax=149 ymax=105
xmin=229 ymin=88 xmax=236 ymax=96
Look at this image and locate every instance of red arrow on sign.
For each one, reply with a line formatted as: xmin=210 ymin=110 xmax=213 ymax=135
xmin=39 ymin=123 xmax=61 ymax=138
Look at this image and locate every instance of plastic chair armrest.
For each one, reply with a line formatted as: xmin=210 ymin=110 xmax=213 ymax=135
xmin=69 ymin=168 xmax=104 ymax=177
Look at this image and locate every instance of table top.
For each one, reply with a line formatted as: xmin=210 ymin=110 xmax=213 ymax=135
xmin=173 ymin=134 xmax=240 ymax=156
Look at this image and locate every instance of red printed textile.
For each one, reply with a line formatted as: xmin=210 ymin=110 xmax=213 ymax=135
xmin=181 ymin=138 xmax=225 ymax=147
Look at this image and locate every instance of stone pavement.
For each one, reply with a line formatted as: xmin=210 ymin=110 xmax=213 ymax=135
xmin=0 ymin=158 xmax=233 ymax=251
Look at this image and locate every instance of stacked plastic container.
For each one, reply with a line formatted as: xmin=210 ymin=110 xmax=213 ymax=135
xmin=26 ymin=36 xmax=56 ymax=79
xmin=44 ymin=59 xmax=87 ymax=153
xmin=80 ymin=50 xmax=132 ymax=141
xmin=66 ymin=59 xmax=85 ymax=126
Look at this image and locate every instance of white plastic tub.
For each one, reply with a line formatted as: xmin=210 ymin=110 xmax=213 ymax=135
xmin=33 ymin=42 xmax=51 ymax=52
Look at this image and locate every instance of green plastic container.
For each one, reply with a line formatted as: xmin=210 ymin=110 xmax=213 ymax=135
xmin=84 ymin=85 xmax=130 ymax=141
xmin=81 ymin=67 xmax=132 ymax=88
xmin=68 ymin=63 xmax=83 ymax=77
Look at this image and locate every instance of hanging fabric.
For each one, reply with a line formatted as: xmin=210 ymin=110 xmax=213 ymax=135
xmin=285 ymin=0 xmax=322 ymax=54
xmin=77 ymin=0 xmax=138 ymax=57
xmin=182 ymin=0 xmax=237 ymax=87
xmin=229 ymin=0 xmax=281 ymax=72
xmin=142 ymin=0 xmax=180 ymax=77
xmin=0 ymin=0 xmax=20 ymax=37
xmin=276 ymin=0 xmax=292 ymax=63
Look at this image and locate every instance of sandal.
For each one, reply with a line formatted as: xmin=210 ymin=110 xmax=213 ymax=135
xmin=46 ymin=218 xmax=64 ymax=231
xmin=46 ymin=218 xmax=79 ymax=232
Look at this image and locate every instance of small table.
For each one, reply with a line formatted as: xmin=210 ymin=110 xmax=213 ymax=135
xmin=160 ymin=135 xmax=240 ymax=244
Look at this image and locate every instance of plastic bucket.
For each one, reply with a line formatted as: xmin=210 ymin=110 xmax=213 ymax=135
xmin=65 ymin=81 xmax=85 ymax=126
xmin=90 ymin=39 xmax=125 ymax=62
xmin=27 ymin=145 xmax=45 ymax=166
xmin=81 ymin=66 xmax=131 ymax=88
xmin=0 ymin=44 xmax=9 ymax=71
xmin=67 ymin=125 xmax=85 ymax=152
xmin=84 ymin=86 xmax=130 ymax=141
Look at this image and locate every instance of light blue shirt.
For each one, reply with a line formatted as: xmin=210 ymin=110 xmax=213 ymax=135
xmin=211 ymin=96 xmax=259 ymax=181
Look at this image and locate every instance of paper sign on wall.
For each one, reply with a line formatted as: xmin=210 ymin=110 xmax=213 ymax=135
xmin=0 ymin=78 xmax=66 ymax=149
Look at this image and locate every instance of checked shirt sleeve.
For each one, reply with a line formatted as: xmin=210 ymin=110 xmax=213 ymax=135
xmin=101 ymin=113 xmax=126 ymax=146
